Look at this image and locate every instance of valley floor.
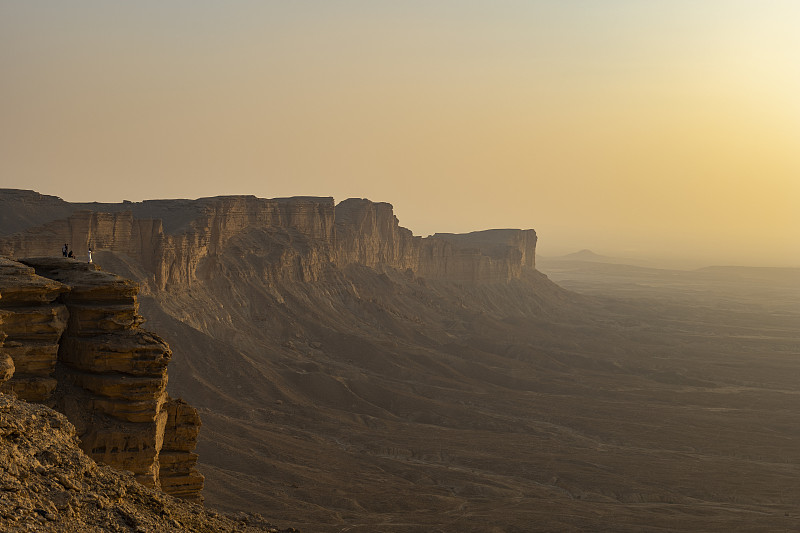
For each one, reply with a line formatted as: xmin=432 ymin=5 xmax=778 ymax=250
xmin=147 ymin=261 xmax=800 ymax=532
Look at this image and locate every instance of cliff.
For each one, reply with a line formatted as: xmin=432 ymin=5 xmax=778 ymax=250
xmin=0 ymin=257 xmax=203 ymax=502
xmin=0 ymin=189 xmax=548 ymax=531
xmin=433 ymin=228 xmax=537 ymax=269
xmin=0 ymin=191 xmax=537 ymax=291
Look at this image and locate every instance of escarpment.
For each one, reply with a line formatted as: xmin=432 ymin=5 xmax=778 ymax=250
xmin=0 ymin=257 xmax=203 ymax=502
xmin=0 ymin=189 xmax=538 ymax=515
xmin=333 ymin=198 xmax=419 ymax=270
xmin=0 ymin=190 xmax=538 ymax=290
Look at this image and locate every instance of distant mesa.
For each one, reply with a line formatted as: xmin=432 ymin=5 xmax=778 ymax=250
xmin=542 ymin=249 xmax=653 ymax=267
xmin=560 ymin=249 xmax=607 ymax=261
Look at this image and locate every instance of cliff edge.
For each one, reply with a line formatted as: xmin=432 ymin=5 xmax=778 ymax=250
xmin=0 ymin=191 xmax=537 ymax=291
xmin=0 ymin=257 xmax=203 ymax=502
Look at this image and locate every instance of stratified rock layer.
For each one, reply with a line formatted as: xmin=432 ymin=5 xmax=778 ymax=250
xmin=0 ymin=393 xmax=285 ymax=532
xmin=0 ymin=258 xmax=68 ymax=402
xmin=0 ymin=193 xmax=537 ymax=291
xmin=0 ymin=257 xmax=203 ymax=502
xmin=0 ymin=309 xmax=14 ymax=384
xmin=160 ymin=398 xmax=204 ymax=502
xmin=0 ymin=190 xmax=538 ymax=513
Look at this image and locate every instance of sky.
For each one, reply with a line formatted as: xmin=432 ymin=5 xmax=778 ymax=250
xmin=1 ymin=1 xmax=798 ymax=267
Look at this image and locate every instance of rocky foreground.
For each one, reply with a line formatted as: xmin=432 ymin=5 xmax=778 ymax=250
xmin=0 ymin=393 xmax=293 ymax=533
xmin=0 ymin=257 xmax=203 ymax=501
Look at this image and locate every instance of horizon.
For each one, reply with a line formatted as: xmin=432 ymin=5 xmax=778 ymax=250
xmin=4 ymin=186 xmax=793 ymax=270
xmin=2 ymin=2 xmax=798 ymax=267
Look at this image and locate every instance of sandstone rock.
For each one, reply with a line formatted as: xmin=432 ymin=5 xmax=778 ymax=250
xmin=0 ymin=192 xmax=538 ymax=292
xmin=1 ymin=376 xmax=58 ymax=402
xmin=0 ymin=257 xmax=202 ymax=502
xmin=0 ymin=258 xmax=69 ymax=402
xmin=59 ymin=332 xmax=171 ymax=376
xmin=0 ymin=393 xmax=285 ymax=532
xmin=69 ymin=371 xmax=168 ymax=404
xmin=0 ymin=257 xmax=68 ymax=304
xmin=0 ymin=354 xmax=13 ymax=383
xmin=433 ymin=228 xmax=537 ymax=268
xmin=2 ymin=342 xmax=60 ymax=374
xmin=79 ymin=410 xmax=168 ymax=488
xmin=160 ymin=398 xmax=204 ymax=502
xmin=16 ymin=258 xmax=191 ymax=496
xmin=0 ymin=190 xmax=541 ymax=510
xmin=334 ymin=198 xmax=419 ymax=271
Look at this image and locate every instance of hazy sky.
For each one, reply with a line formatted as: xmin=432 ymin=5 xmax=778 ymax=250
xmin=1 ymin=1 xmax=798 ymax=266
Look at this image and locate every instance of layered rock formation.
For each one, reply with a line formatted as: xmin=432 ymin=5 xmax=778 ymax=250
xmin=433 ymin=228 xmax=537 ymax=269
xmin=159 ymin=398 xmax=204 ymax=501
xmin=0 ymin=210 xmax=167 ymax=288
xmin=0 ymin=189 xmax=539 ymax=524
xmin=4 ymin=188 xmax=800 ymax=533
xmin=0 ymin=257 xmax=203 ymax=501
xmin=0 ymin=393 xmax=287 ymax=532
xmin=0 ymin=258 xmax=68 ymax=402
xmin=333 ymin=198 xmax=418 ymax=270
xmin=333 ymin=199 xmax=539 ymax=282
xmin=0 ymin=190 xmax=538 ymax=291
xmin=0 ymin=306 xmax=14 ymax=385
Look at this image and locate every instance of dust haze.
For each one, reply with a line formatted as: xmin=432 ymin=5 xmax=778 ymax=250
xmin=1 ymin=2 xmax=799 ymax=531
xmin=1 ymin=191 xmax=798 ymax=531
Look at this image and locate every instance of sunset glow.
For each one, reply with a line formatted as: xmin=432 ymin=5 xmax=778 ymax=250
xmin=1 ymin=1 xmax=798 ymax=265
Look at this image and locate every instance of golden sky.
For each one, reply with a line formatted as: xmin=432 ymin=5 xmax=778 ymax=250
xmin=1 ymin=2 xmax=798 ymax=266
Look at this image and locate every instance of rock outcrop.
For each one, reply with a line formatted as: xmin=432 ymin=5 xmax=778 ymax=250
xmin=423 ymin=228 xmax=538 ymax=282
xmin=0 ymin=309 xmax=14 ymax=385
xmin=0 ymin=257 xmax=203 ymax=502
xmin=159 ymin=398 xmax=204 ymax=502
xmin=0 ymin=393 xmax=288 ymax=532
xmin=333 ymin=198 xmax=419 ymax=271
xmin=433 ymin=228 xmax=537 ymax=269
xmin=0 ymin=258 xmax=68 ymax=402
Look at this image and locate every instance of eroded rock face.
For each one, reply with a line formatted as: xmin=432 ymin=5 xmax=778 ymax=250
xmin=160 ymin=398 xmax=204 ymax=502
xmin=0 ymin=257 xmax=203 ymax=501
xmin=332 ymin=199 xmax=538 ymax=283
xmin=425 ymin=228 xmax=538 ymax=281
xmin=433 ymin=228 xmax=537 ymax=269
xmin=0 ymin=190 xmax=537 ymax=290
xmin=0 ymin=258 xmax=68 ymax=402
xmin=0 ymin=393 xmax=283 ymax=532
xmin=0 ymin=312 xmax=14 ymax=384
xmin=334 ymin=198 xmax=419 ymax=270
xmin=0 ymin=191 xmax=536 ymax=504
xmin=0 ymin=351 xmax=13 ymax=383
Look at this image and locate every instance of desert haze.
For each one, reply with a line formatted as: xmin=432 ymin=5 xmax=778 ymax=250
xmin=1 ymin=2 xmax=799 ymax=531
xmin=0 ymin=189 xmax=798 ymax=532
xmin=2 ymin=2 xmax=799 ymax=266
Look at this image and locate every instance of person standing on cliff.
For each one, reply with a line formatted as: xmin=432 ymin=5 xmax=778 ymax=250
xmin=87 ymin=247 xmax=93 ymax=263
xmin=62 ymin=243 xmax=68 ymax=257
